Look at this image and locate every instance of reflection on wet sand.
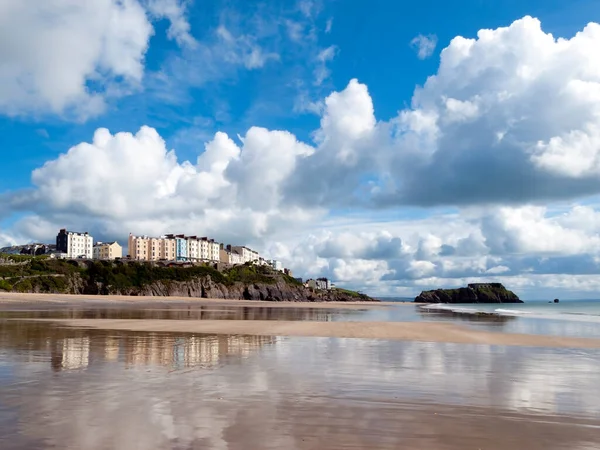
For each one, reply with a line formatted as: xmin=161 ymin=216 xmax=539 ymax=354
xmin=55 ymin=337 xmax=90 ymax=370
xmin=2 ymin=316 xmax=600 ymax=449
xmin=123 ymin=334 xmax=276 ymax=369
xmin=0 ymin=321 xmax=275 ymax=371
xmin=417 ymin=307 xmax=518 ymax=324
xmin=0 ymin=305 xmax=339 ymax=322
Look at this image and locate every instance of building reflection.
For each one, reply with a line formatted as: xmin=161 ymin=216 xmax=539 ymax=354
xmin=104 ymin=336 xmax=120 ymax=361
xmin=123 ymin=334 xmax=276 ymax=369
xmin=0 ymin=320 xmax=276 ymax=372
xmin=49 ymin=337 xmax=90 ymax=371
xmin=0 ymin=305 xmax=337 ymax=322
xmin=61 ymin=337 xmax=90 ymax=370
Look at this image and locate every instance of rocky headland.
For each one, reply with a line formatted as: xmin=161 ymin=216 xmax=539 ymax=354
xmin=0 ymin=256 xmax=376 ymax=302
xmin=414 ymin=283 xmax=522 ymax=304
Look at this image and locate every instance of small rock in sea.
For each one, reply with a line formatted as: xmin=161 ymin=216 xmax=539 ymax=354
xmin=554 ymin=298 xmax=559 ymax=303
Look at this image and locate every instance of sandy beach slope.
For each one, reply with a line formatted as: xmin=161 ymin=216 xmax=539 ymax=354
xmin=0 ymin=292 xmax=398 ymax=309
xmin=20 ymin=318 xmax=600 ymax=349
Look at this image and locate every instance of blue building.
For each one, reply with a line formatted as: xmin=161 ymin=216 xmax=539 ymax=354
xmin=175 ymin=237 xmax=187 ymax=261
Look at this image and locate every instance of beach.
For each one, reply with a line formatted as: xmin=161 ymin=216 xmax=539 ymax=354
xmin=19 ymin=317 xmax=600 ymax=348
xmin=2 ymin=295 xmax=600 ymax=449
xmin=0 ymin=291 xmax=398 ymax=309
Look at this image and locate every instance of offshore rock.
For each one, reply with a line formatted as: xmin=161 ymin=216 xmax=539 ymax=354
xmin=414 ymin=283 xmax=523 ymax=304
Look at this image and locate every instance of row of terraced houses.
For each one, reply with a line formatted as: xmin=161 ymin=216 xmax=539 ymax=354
xmin=34 ymin=229 xmax=283 ymax=271
xmin=127 ymin=233 xmax=263 ymax=266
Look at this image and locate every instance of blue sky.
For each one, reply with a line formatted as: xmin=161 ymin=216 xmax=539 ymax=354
xmin=3 ymin=0 xmax=600 ymax=298
xmin=3 ymin=0 xmax=598 ymax=190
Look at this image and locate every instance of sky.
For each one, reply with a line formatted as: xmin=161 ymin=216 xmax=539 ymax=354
xmin=2 ymin=0 xmax=600 ymax=299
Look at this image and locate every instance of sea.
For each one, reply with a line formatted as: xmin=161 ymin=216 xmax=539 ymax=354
xmin=418 ymin=299 xmax=600 ymax=322
xmin=376 ymin=297 xmax=600 ymax=339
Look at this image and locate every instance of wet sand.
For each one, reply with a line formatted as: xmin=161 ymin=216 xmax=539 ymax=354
xmin=3 ymin=311 xmax=600 ymax=448
xmin=2 ymin=323 xmax=600 ymax=449
xmin=205 ymin=401 xmax=600 ymax=450
xmin=25 ymin=318 xmax=600 ymax=348
xmin=0 ymin=292 xmax=397 ymax=309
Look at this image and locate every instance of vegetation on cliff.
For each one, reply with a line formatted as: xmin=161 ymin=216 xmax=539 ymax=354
xmin=414 ymin=283 xmax=522 ymax=304
xmin=0 ymin=254 xmax=372 ymax=302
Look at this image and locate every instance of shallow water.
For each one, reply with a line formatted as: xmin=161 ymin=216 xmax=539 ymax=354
xmin=5 ymin=301 xmax=600 ymax=339
xmin=417 ymin=300 xmax=600 ymax=338
xmin=1 ymin=309 xmax=600 ymax=449
xmin=0 ymin=304 xmax=347 ymax=322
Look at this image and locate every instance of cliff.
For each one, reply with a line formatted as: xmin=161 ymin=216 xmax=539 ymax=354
xmin=0 ymin=257 xmax=376 ymax=302
xmin=414 ymin=283 xmax=522 ymax=304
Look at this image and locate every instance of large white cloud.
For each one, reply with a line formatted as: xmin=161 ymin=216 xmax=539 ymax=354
xmin=0 ymin=0 xmax=199 ymax=119
xmin=263 ymin=203 xmax=600 ymax=296
xmin=284 ymin=17 xmax=600 ymax=208
xmin=6 ymin=16 xmax=600 ymax=297
xmin=4 ymin=124 xmax=322 ymax=247
xmin=381 ymin=16 xmax=600 ymax=206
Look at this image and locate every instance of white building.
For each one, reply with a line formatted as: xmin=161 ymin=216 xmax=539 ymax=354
xmin=187 ymin=236 xmax=200 ymax=261
xmin=184 ymin=236 xmax=220 ymax=262
xmin=56 ymin=229 xmax=93 ymax=259
xmin=268 ymin=259 xmax=284 ymax=272
xmin=229 ymin=246 xmax=260 ymax=264
xmin=200 ymin=237 xmax=220 ymax=262
xmin=315 ymin=278 xmax=331 ymax=290
xmin=220 ymin=248 xmax=244 ymax=265
xmin=229 ymin=250 xmax=243 ymax=265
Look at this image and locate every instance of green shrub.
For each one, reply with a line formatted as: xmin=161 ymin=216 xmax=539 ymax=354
xmin=38 ymin=276 xmax=67 ymax=292
xmin=2 ymin=259 xmax=294 ymax=293
xmin=0 ymin=279 xmax=13 ymax=291
xmin=0 ymin=265 xmax=22 ymax=278
xmin=282 ymin=274 xmax=302 ymax=286
xmin=13 ymin=279 xmax=33 ymax=293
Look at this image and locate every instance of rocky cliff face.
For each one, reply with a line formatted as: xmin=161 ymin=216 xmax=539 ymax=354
xmin=86 ymin=277 xmax=374 ymax=302
xmin=414 ymin=283 xmax=522 ymax=304
xmin=17 ymin=273 xmax=375 ymax=302
xmin=0 ymin=259 xmax=376 ymax=302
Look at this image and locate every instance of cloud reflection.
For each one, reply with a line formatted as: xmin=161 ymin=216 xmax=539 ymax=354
xmin=1 ymin=323 xmax=599 ymax=449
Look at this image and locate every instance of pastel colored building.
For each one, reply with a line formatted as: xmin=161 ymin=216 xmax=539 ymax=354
xmin=129 ymin=233 xmax=221 ymax=262
xmin=93 ymin=242 xmax=122 ymax=260
xmin=128 ymin=234 xmax=150 ymax=260
xmin=176 ymin=236 xmax=187 ymax=261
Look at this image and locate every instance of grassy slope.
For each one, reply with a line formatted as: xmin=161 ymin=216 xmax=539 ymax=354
xmin=0 ymin=255 xmax=306 ymax=294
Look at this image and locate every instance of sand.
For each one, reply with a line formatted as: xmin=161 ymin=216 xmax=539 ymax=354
xmin=5 ymin=292 xmax=599 ymax=349
xmin=0 ymin=292 xmax=398 ymax=309
xmin=21 ymin=318 xmax=600 ymax=349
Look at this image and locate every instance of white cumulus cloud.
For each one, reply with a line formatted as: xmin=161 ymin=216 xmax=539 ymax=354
xmin=7 ymin=16 xmax=600 ymax=298
xmin=410 ymin=34 xmax=438 ymax=59
xmin=146 ymin=0 xmax=196 ymax=47
xmin=0 ymin=0 xmax=199 ymax=120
